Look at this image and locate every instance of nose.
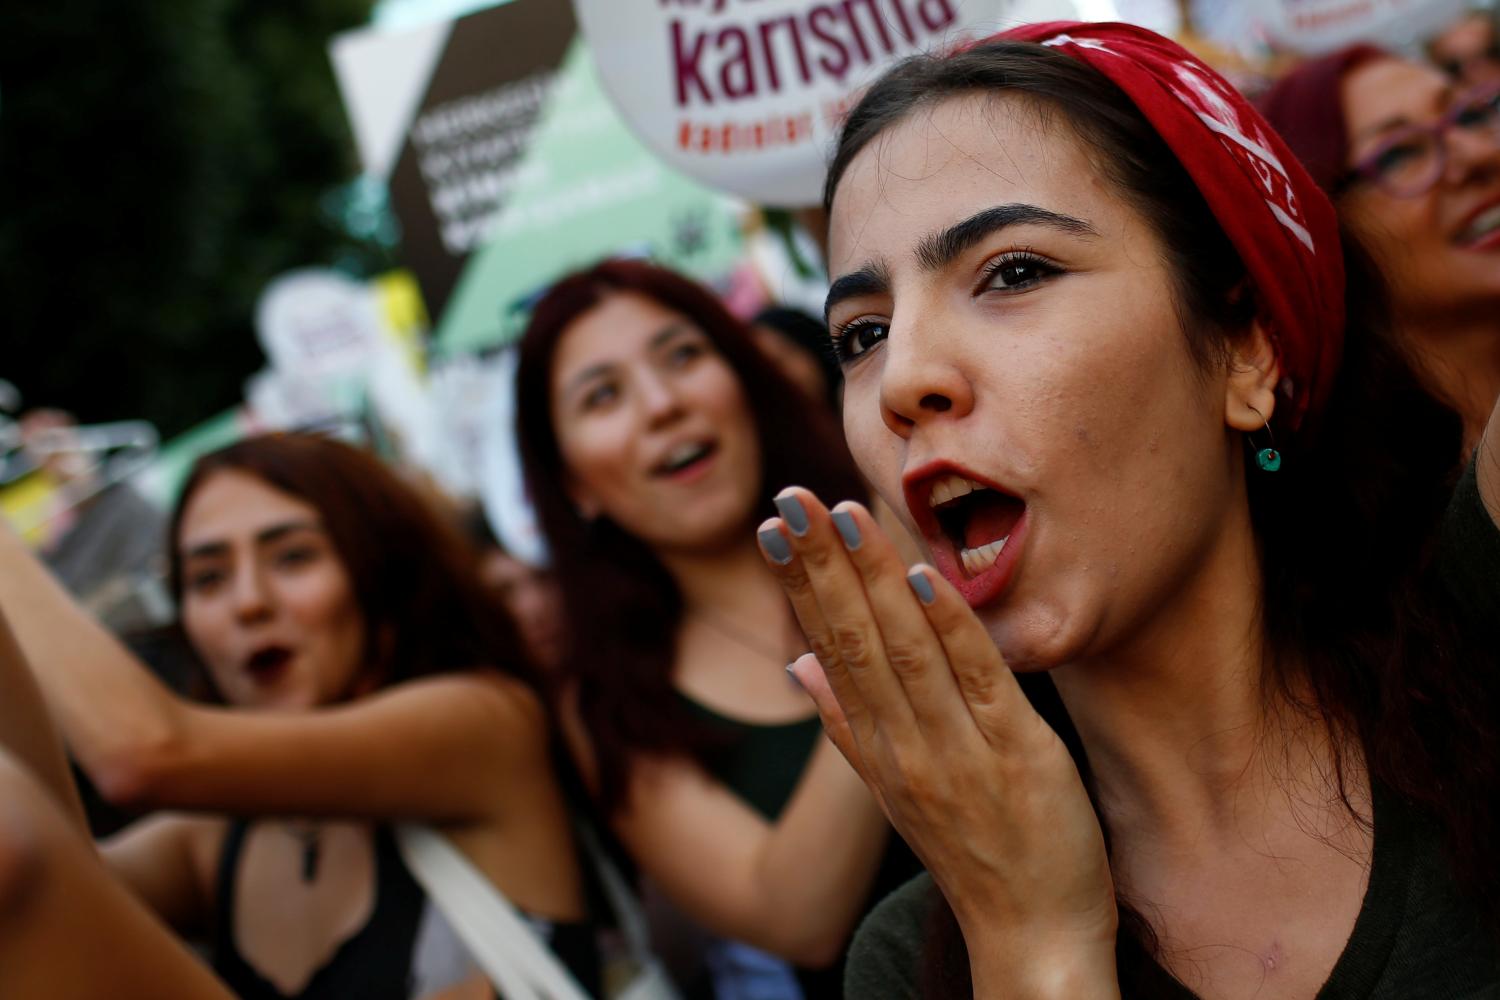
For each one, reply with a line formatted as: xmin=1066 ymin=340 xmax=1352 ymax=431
xmin=230 ymin=562 xmax=274 ymax=625
xmin=877 ymin=310 xmax=974 ymax=438
xmin=637 ymin=367 xmax=686 ymax=429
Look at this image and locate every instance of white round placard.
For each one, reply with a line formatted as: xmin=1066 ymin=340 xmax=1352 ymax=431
xmin=573 ymin=0 xmax=1021 ymax=205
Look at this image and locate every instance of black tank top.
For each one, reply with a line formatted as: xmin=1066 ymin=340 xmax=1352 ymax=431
xmin=212 ymin=821 xmax=603 ymax=999
xmin=681 ymin=695 xmax=924 ymax=999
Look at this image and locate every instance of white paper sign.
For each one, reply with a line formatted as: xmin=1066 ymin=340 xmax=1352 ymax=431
xmin=256 ymin=270 xmax=384 ymax=379
xmin=572 ymin=0 xmax=1019 ymax=206
xmin=1253 ymin=0 xmax=1466 ymax=55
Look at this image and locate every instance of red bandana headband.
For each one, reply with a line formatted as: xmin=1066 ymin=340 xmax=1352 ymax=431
xmin=988 ymin=22 xmax=1345 ymax=433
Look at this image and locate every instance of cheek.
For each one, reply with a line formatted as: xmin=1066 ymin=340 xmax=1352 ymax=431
xmin=1348 ymin=196 xmax=1435 ymax=265
xmin=560 ymin=420 xmax=637 ymax=503
xmin=841 ymin=375 xmax=897 ymax=489
xmin=181 ymin=599 xmax=231 ymax=666
xmin=286 ymin=570 xmax=365 ymax=655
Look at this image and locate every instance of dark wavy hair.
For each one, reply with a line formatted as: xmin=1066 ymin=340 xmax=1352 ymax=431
xmin=514 ymin=259 xmax=867 ymax=814
xmin=167 ymin=432 xmax=534 ymax=693
xmin=825 ymin=40 xmax=1498 ymax=996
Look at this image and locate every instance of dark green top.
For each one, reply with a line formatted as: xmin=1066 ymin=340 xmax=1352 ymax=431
xmin=1439 ymin=460 xmax=1500 ymax=653
xmin=845 ymin=463 xmax=1500 ymax=999
xmin=846 ymin=784 xmax=1500 ymax=998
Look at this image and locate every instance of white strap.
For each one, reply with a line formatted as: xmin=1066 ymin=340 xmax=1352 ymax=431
xmin=395 ymin=824 xmax=593 ymax=1000
xmin=575 ymin=825 xmax=651 ymax=959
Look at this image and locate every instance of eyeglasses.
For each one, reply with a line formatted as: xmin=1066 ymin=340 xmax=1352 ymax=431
xmin=1341 ymin=81 xmax=1500 ymax=198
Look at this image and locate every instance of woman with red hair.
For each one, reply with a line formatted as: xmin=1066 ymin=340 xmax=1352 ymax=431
xmin=0 ymin=432 xmax=596 ymax=998
xmin=514 ymin=258 xmax=919 ymax=995
xmin=1261 ymin=45 xmax=1500 ymax=455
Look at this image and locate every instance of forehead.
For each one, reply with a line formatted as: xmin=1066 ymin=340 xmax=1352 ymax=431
xmin=1432 ymin=14 xmax=1494 ymax=56
xmin=178 ymin=469 xmax=319 ymax=549
xmin=1341 ymin=59 xmax=1450 ymax=136
xmin=828 ymin=93 xmax=1116 ymax=274
xmin=552 ymin=291 xmax=694 ymax=379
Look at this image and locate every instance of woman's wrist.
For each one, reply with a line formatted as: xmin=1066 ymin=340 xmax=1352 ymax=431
xmin=958 ymin=907 xmax=1121 ymax=1000
xmin=968 ymin=940 xmax=1121 ymax=1000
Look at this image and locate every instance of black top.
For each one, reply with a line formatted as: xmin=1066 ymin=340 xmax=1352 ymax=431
xmin=212 ymin=823 xmax=429 ymax=1000
xmin=212 ymin=821 xmax=602 ymax=999
xmin=682 ymin=695 xmax=924 ymax=999
xmin=847 ymin=783 xmax=1500 ymax=998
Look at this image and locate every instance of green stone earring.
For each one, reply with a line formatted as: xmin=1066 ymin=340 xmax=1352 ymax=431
xmin=1248 ymin=405 xmax=1281 ymax=473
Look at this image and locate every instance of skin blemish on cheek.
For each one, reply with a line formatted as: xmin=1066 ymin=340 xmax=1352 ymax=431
xmin=1262 ymin=940 xmax=1285 ymax=973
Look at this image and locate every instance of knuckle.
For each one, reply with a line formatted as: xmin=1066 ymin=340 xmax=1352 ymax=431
xmin=882 ymin=640 xmax=927 ymax=679
xmin=830 ymin=621 xmax=872 ymax=667
xmin=807 ymin=633 xmax=841 ymax=668
xmin=799 ymin=541 xmax=838 ymax=572
xmin=777 ymin=564 xmax=814 ymax=598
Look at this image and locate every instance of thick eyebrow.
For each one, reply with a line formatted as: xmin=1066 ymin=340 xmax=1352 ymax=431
xmin=823 ymin=262 xmax=892 ymax=324
xmin=913 ymin=203 xmax=1098 ymax=272
xmin=180 ymin=520 xmax=323 ymax=561
xmin=562 ymin=322 xmax=692 ymax=398
xmin=648 ymin=322 xmax=693 ymax=351
xmin=823 ymin=205 xmax=1095 ymax=322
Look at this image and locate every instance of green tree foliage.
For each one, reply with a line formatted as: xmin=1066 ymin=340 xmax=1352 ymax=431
xmin=0 ymin=0 xmax=382 ymax=436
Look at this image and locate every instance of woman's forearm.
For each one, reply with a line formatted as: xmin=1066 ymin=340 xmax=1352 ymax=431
xmin=0 ymin=523 xmax=184 ymax=791
xmin=752 ymin=736 xmax=891 ymax=965
xmin=0 ymin=606 xmax=86 ymax=829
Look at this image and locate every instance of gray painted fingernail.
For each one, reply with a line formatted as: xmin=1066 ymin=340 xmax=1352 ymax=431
xmin=774 ymin=494 xmax=810 ymax=536
xmin=786 ymin=663 xmax=803 ymax=690
xmin=759 ymin=527 xmax=793 ymax=565
xmin=907 ymin=569 xmax=936 ymax=605
xmin=831 ymin=509 xmax=862 ymax=550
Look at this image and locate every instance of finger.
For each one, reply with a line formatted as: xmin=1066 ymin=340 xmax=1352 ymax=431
xmin=789 ymin=653 xmax=855 ymax=765
xmin=772 ymin=487 xmax=919 ymax=738
xmin=827 ymin=502 xmax=976 ymax=743
xmin=906 ymin=564 xmax=1033 ymax=746
xmin=790 ymin=653 xmax=888 ymax=816
xmin=758 ymin=516 xmax=875 ymax=744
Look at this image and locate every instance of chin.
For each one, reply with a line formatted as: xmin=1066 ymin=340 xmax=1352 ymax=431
xmin=980 ymin=602 xmax=1087 ymax=675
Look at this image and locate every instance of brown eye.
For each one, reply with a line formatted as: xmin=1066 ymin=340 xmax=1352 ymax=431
xmin=833 ymin=320 xmax=889 ymax=361
xmin=186 ymin=568 xmax=226 ymax=594
xmin=983 ymin=253 xmax=1062 ymax=292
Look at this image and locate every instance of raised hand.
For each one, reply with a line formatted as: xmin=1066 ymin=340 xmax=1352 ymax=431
xmin=758 ymin=488 xmax=1120 ymax=997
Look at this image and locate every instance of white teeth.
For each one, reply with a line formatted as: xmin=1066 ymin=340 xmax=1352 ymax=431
xmin=928 ymin=474 xmax=986 ymax=508
xmin=664 ymin=442 xmax=708 ymax=469
xmin=959 ymin=536 xmax=1008 ymax=576
xmin=1460 ymin=204 xmax=1500 ymax=243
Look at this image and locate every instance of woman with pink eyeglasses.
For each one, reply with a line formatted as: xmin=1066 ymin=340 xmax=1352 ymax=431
xmin=1262 ymin=47 xmax=1500 ymax=454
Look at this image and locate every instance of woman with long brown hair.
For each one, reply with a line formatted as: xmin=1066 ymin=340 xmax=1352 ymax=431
xmin=759 ymin=22 xmax=1500 ymax=999
xmin=0 ymin=431 xmax=596 ymax=998
xmin=514 ymin=259 xmax=918 ymax=995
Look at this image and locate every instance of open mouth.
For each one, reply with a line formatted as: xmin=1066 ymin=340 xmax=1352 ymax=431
xmin=906 ymin=466 xmax=1028 ymax=607
xmin=1456 ymin=200 xmax=1500 ymax=247
xmin=245 ymin=645 xmax=294 ymax=683
xmin=652 ymin=440 xmax=717 ymax=479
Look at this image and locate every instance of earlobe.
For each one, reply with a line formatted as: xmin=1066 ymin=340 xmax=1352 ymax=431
xmin=1224 ymin=317 xmax=1281 ymax=433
